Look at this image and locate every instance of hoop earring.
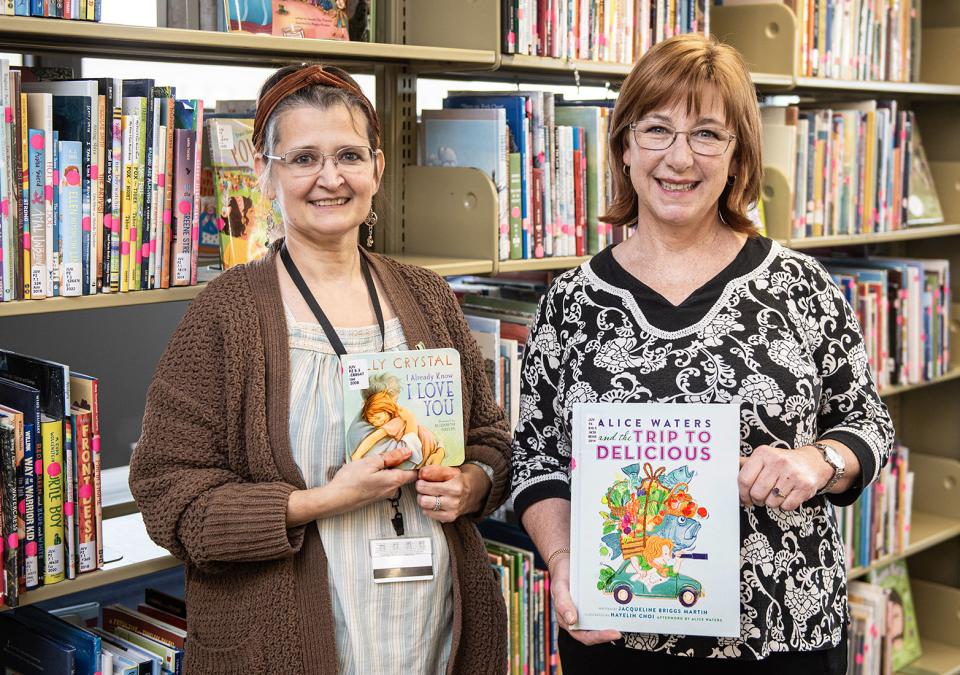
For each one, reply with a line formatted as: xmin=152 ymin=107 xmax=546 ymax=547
xmin=622 ymin=164 xmax=630 ymax=176
xmin=364 ymin=209 xmax=378 ymax=248
xmin=718 ymin=205 xmax=729 ymax=226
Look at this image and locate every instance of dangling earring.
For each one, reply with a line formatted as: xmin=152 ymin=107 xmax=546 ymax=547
xmin=622 ymin=164 xmax=630 ymax=176
xmin=364 ymin=209 xmax=378 ymax=248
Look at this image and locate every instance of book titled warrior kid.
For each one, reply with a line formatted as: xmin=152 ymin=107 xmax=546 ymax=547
xmin=570 ymin=402 xmax=741 ymax=637
xmin=342 ymin=348 xmax=464 ymax=470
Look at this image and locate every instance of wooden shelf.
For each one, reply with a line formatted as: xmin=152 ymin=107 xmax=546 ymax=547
xmin=498 ymin=53 xmax=632 ymax=79
xmin=848 ymin=511 xmax=960 ymax=581
xmin=8 ymin=513 xmax=178 ymax=609
xmin=896 ymin=639 xmax=960 ymax=675
xmin=776 ymin=224 xmax=960 ymax=250
xmin=390 ymin=255 xmax=494 ymax=276
xmin=793 ymin=77 xmax=960 ymax=98
xmin=0 ymin=285 xmax=206 ymax=317
xmin=880 ymin=369 xmax=960 ymax=398
xmin=497 ymin=255 xmax=591 ymax=273
xmin=0 ymin=16 xmax=495 ymax=68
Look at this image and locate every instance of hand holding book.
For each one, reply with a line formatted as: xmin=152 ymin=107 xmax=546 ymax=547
xmin=415 ymin=464 xmax=490 ymax=523
xmin=548 ymin=554 xmax=622 ymax=647
xmin=285 ymin=448 xmax=418 ymax=527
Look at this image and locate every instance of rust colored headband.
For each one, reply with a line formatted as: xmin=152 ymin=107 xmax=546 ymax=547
xmin=252 ymin=64 xmax=380 ymax=152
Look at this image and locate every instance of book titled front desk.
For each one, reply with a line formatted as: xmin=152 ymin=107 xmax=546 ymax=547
xmin=571 ymin=402 xmax=740 ymax=637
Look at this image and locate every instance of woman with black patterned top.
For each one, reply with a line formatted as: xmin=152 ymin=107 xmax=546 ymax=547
xmin=511 ymin=34 xmax=894 ymax=674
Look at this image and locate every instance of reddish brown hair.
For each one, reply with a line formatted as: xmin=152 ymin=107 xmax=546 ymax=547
xmin=602 ymin=33 xmax=762 ymax=234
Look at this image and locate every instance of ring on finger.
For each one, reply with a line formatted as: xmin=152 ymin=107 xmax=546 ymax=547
xmin=432 ymin=495 xmax=442 ymax=512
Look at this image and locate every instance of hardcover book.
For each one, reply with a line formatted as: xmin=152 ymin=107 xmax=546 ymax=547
xmin=570 ymin=402 xmax=740 ymax=636
xmin=341 ymin=348 xmax=464 ymax=469
xmin=205 ymin=117 xmax=273 ymax=269
xmin=868 ymin=560 xmax=923 ymax=670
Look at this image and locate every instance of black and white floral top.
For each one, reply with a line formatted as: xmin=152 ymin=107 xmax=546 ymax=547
xmin=511 ymin=236 xmax=895 ymax=659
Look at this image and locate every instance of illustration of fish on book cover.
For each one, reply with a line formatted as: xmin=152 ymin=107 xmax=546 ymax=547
xmin=342 ymin=348 xmax=464 ymax=470
xmin=570 ymin=402 xmax=740 ymax=637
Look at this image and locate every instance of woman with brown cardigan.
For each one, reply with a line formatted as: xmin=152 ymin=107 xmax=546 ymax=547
xmin=129 ymin=65 xmax=511 ymax=674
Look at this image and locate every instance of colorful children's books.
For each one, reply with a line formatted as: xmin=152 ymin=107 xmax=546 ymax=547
xmin=570 ymin=402 xmax=740 ymax=636
xmin=341 ymin=348 xmax=464 ymax=469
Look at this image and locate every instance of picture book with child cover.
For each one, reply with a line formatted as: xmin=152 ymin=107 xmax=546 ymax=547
xmin=341 ymin=348 xmax=464 ymax=470
xmin=570 ymin=402 xmax=741 ymax=636
xmin=868 ymin=560 xmax=923 ymax=670
xmin=205 ymin=117 xmax=275 ymax=270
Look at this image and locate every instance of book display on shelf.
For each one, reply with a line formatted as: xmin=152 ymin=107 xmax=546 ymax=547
xmin=0 ymin=0 xmax=101 ymax=20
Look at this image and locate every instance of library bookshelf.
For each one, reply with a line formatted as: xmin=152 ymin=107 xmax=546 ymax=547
xmin=1 ymin=4 xmax=960 ymax=672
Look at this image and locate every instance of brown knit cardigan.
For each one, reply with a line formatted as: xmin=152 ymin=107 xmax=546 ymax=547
xmin=129 ymin=244 xmax=511 ymax=674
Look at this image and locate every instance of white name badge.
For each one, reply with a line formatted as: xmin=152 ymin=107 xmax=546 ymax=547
xmin=370 ymin=536 xmax=434 ymax=583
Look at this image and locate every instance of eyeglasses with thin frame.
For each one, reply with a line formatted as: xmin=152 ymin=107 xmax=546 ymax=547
xmin=629 ymin=121 xmax=736 ymax=157
xmin=263 ymin=145 xmax=376 ymax=176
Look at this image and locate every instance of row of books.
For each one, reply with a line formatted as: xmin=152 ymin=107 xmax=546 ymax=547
xmin=1 ymin=588 xmax=188 ymax=674
xmin=0 ymin=0 xmax=101 ymax=20
xmin=502 ymin=0 xmax=709 ymax=64
xmin=762 ymin=102 xmax=944 ymax=240
xmin=162 ymin=0 xmax=376 ymax=43
xmin=0 ymin=63 xmax=207 ymax=302
xmin=822 ymin=255 xmax=950 ymax=389
xmin=848 ymin=561 xmax=924 ymax=674
xmin=836 ymin=443 xmax=914 ymax=572
xmin=487 ymin=538 xmax=560 ymax=675
xmin=421 ymin=92 xmax=618 ymax=261
xmin=0 ymin=349 xmax=103 ymax=608
xmin=719 ymin=0 xmax=919 ymax=83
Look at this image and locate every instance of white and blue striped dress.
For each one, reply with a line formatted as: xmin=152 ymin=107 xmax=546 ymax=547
xmin=286 ymin=309 xmax=453 ymax=674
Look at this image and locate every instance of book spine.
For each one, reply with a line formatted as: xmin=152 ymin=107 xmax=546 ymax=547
xmin=508 ymin=152 xmax=522 ymax=260
xmin=19 ymin=93 xmax=28 ymax=299
xmin=119 ymin=109 xmax=134 ymax=292
xmin=74 ymin=411 xmax=95 ymax=572
xmin=160 ymin=98 xmax=174 ymax=289
xmin=58 ymin=140 xmax=83 ymax=297
xmin=62 ymin=416 xmax=75 ymax=579
xmin=51 ymin=129 xmax=59 ymax=297
xmin=189 ymin=102 xmax=203 ymax=285
xmin=28 ymin=128 xmax=45 ymax=298
xmin=109 ymin=110 xmax=121 ymax=292
xmin=171 ymin=128 xmax=194 ymax=286
xmin=1 ymin=422 xmax=17 ymax=606
xmin=532 ymin=167 xmax=543 ymax=258
xmin=40 ymin=418 xmax=64 ymax=584
xmin=133 ymin=97 xmax=147 ymax=291
xmin=21 ymin=423 xmax=37 ymax=589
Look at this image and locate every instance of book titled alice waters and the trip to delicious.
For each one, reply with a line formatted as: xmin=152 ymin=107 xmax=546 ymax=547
xmin=341 ymin=349 xmax=464 ymax=470
xmin=570 ymin=401 xmax=741 ymax=637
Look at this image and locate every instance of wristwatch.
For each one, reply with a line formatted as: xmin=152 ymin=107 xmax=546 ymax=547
xmin=812 ymin=441 xmax=845 ymax=494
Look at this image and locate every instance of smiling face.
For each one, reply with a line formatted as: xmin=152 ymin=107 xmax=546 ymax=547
xmin=257 ymin=103 xmax=383 ymax=247
xmin=622 ymin=89 xmax=737 ymax=232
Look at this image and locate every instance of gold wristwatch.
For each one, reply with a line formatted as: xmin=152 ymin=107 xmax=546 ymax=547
xmin=812 ymin=441 xmax=845 ymax=495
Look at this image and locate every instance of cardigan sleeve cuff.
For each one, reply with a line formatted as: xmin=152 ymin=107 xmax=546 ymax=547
xmin=820 ymin=430 xmax=877 ymax=508
xmin=513 ymin=478 xmax=571 ymax=526
xmin=181 ymin=481 xmax=307 ymax=566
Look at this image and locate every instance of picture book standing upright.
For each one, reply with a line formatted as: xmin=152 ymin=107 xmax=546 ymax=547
xmin=570 ymin=401 xmax=741 ymax=637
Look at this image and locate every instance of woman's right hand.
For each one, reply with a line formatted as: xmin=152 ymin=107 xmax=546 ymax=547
xmin=550 ymin=555 xmax=623 ymax=646
xmin=286 ymin=448 xmax=418 ymax=526
xmin=327 ymin=447 xmax=419 ymax=512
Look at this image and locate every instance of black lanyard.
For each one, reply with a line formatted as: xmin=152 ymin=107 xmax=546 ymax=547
xmin=279 ymin=243 xmax=404 ymax=536
xmin=279 ymin=243 xmax=385 ymax=357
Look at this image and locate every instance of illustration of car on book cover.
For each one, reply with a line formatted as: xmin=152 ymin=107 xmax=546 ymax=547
xmin=601 ymin=561 xmax=704 ymax=608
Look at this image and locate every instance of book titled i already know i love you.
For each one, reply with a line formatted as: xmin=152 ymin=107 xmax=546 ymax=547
xmin=342 ymin=349 xmax=464 ymax=470
xmin=570 ymin=402 xmax=741 ymax=637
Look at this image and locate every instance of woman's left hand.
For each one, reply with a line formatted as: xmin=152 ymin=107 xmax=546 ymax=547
xmin=416 ymin=464 xmax=491 ymax=522
xmin=738 ymin=444 xmax=834 ymax=511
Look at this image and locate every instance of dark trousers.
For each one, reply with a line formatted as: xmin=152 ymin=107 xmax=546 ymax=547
xmin=558 ymin=630 xmax=848 ymax=674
